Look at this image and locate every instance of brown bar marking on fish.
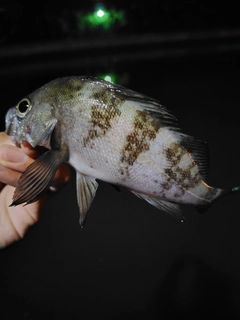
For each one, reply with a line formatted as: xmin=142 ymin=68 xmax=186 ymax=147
xmin=120 ymin=110 xmax=161 ymax=169
xmin=161 ymin=142 xmax=201 ymax=197
xmin=83 ymin=88 xmax=122 ymax=147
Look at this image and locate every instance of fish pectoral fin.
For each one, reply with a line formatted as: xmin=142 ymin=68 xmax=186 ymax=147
xmin=76 ymin=172 xmax=98 ymax=227
xmin=10 ymin=148 xmax=69 ymax=206
xmin=131 ymin=191 xmax=184 ymax=221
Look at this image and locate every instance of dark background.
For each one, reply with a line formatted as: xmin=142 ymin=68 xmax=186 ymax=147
xmin=0 ymin=1 xmax=240 ymax=319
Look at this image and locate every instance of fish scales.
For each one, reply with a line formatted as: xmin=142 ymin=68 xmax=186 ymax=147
xmin=5 ymin=76 xmax=240 ymax=225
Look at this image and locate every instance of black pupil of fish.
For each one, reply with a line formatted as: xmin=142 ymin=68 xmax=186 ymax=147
xmin=18 ymin=100 xmax=29 ymax=113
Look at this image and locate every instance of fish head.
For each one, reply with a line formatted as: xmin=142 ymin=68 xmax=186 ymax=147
xmin=5 ymin=96 xmax=57 ymax=149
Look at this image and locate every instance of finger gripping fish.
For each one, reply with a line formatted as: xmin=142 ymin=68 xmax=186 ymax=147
xmin=5 ymin=76 xmax=240 ymax=226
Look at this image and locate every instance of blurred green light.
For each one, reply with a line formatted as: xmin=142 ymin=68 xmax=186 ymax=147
xmin=77 ymin=5 xmax=125 ymax=31
xmin=97 ymin=9 xmax=105 ymax=17
xmin=97 ymin=72 xmax=130 ymax=86
xmin=104 ymin=75 xmax=112 ymax=82
xmin=98 ymin=73 xmax=117 ymax=83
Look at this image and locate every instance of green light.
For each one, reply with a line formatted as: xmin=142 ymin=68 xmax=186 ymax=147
xmin=97 ymin=9 xmax=105 ymax=17
xmin=97 ymin=72 xmax=130 ymax=86
xmin=104 ymin=75 xmax=112 ymax=82
xmin=98 ymin=73 xmax=117 ymax=83
xmin=77 ymin=5 xmax=125 ymax=31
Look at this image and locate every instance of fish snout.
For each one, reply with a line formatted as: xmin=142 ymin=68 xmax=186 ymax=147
xmin=5 ymin=107 xmax=22 ymax=147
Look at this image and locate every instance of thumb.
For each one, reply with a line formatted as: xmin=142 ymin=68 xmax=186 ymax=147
xmin=0 ymin=145 xmax=34 ymax=187
xmin=0 ymin=144 xmax=31 ymax=168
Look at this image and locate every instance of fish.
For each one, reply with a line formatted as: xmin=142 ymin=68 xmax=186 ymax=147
xmin=5 ymin=76 xmax=240 ymax=226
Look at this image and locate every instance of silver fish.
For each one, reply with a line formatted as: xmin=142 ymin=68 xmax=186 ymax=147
xmin=5 ymin=76 xmax=239 ymax=226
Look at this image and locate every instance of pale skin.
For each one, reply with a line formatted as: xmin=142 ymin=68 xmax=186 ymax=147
xmin=0 ymin=132 xmax=71 ymax=249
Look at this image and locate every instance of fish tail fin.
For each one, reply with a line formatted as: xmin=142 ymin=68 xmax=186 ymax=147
xmin=195 ymin=185 xmax=240 ymax=214
xmin=231 ymin=186 xmax=240 ymax=193
xmin=217 ymin=185 xmax=240 ymax=199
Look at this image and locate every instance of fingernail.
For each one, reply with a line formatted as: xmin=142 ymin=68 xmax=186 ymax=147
xmin=3 ymin=146 xmax=28 ymax=163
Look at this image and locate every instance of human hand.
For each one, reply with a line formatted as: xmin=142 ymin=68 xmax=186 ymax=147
xmin=0 ymin=132 xmax=71 ymax=249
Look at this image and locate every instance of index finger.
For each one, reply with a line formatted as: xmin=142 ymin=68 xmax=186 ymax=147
xmin=0 ymin=132 xmax=43 ymax=159
xmin=21 ymin=140 xmax=45 ymax=159
xmin=0 ymin=132 xmax=14 ymax=146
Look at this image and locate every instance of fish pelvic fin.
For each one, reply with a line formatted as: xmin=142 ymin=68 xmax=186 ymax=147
xmin=76 ymin=172 xmax=98 ymax=228
xmin=10 ymin=147 xmax=69 ymax=206
xmin=131 ymin=190 xmax=185 ymax=222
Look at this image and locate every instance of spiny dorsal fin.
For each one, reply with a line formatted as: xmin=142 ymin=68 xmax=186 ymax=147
xmin=112 ymin=85 xmax=181 ymax=131
xmin=89 ymin=77 xmax=180 ymax=130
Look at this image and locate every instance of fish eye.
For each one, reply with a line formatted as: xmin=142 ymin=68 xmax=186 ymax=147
xmin=16 ymin=98 xmax=32 ymax=117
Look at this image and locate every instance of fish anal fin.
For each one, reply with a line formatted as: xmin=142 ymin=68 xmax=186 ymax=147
xmin=131 ymin=190 xmax=184 ymax=221
xmin=76 ymin=172 xmax=98 ymax=227
xmin=11 ymin=148 xmax=68 ymax=206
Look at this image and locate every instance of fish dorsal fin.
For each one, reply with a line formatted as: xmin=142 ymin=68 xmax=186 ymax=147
xmin=90 ymin=77 xmax=181 ymax=131
xmin=113 ymin=86 xmax=180 ymax=131
xmin=140 ymin=102 xmax=180 ymax=131
xmin=179 ymin=133 xmax=209 ymax=180
xmin=11 ymin=148 xmax=68 ymax=206
xmin=89 ymin=77 xmax=180 ymax=130
xmin=76 ymin=172 xmax=98 ymax=227
xmin=131 ymin=191 xmax=184 ymax=221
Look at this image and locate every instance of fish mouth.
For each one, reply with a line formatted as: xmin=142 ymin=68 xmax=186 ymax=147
xmin=5 ymin=107 xmax=21 ymax=146
xmin=5 ymin=106 xmax=56 ymax=150
xmin=9 ymin=131 xmax=52 ymax=150
xmin=5 ymin=107 xmax=28 ymax=147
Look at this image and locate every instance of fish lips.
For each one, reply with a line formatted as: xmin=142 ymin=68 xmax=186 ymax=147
xmin=5 ymin=107 xmax=22 ymax=147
